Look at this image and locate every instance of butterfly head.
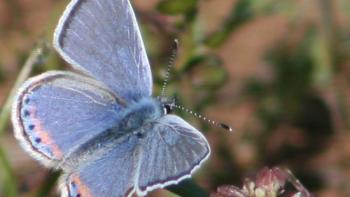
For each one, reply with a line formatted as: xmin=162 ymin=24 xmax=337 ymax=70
xmin=157 ymin=96 xmax=175 ymax=115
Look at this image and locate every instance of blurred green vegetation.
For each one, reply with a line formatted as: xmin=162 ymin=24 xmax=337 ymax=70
xmin=1 ymin=0 xmax=350 ymax=196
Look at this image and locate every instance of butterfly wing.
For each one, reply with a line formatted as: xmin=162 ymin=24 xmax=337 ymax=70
xmin=54 ymin=0 xmax=152 ymax=101
xmin=135 ymin=115 xmax=211 ymax=195
xmin=12 ymin=71 xmax=124 ymax=167
xmin=59 ymin=115 xmax=210 ymax=197
xmin=61 ymin=134 xmax=141 ymax=197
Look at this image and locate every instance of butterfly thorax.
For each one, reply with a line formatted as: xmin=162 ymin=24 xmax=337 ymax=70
xmin=60 ymin=97 xmax=166 ymax=170
xmin=117 ymin=97 xmax=164 ymax=133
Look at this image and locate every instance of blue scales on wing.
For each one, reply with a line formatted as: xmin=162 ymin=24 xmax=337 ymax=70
xmin=12 ymin=71 xmax=125 ymax=167
xmin=54 ymin=0 xmax=153 ymax=101
xmin=60 ymin=115 xmax=210 ymax=197
xmin=61 ymin=134 xmax=141 ymax=197
xmin=135 ymin=115 xmax=211 ymax=195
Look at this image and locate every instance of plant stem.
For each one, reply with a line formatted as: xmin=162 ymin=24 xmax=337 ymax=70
xmin=0 ymin=45 xmax=45 ymax=197
xmin=0 ymin=144 xmax=17 ymax=197
xmin=0 ymin=46 xmax=43 ymax=136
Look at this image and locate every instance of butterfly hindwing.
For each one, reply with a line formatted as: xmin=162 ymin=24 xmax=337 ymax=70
xmin=54 ymin=0 xmax=153 ymax=101
xmin=12 ymin=71 xmax=124 ymax=167
xmin=60 ymin=115 xmax=210 ymax=197
xmin=61 ymin=134 xmax=141 ymax=197
xmin=135 ymin=115 xmax=211 ymax=195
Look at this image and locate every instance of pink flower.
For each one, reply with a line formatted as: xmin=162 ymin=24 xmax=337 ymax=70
xmin=210 ymin=167 xmax=314 ymax=197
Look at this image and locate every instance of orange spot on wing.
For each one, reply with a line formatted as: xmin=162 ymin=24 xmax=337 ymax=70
xmin=71 ymin=175 xmax=94 ymax=197
xmin=28 ymin=107 xmax=63 ymax=159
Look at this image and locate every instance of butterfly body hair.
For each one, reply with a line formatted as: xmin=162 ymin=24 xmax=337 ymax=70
xmin=118 ymin=97 xmax=163 ymax=132
xmin=60 ymin=97 xmax=164 ymax=170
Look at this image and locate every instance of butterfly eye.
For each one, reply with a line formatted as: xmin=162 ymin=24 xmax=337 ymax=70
xmin=163 ymin=104 xmax=173 ymax=114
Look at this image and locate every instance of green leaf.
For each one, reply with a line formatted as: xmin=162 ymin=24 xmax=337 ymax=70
xmin=157 ymin=0 xmax=198 ymax=15
xmin=167 ymin=179 xmax=209 ymax=197
xmin=35 ymin=171 xmax=60 ymax=197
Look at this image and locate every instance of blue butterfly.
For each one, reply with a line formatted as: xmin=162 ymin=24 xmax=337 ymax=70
xmin=12 ymin=0 xmax=210 ymax=196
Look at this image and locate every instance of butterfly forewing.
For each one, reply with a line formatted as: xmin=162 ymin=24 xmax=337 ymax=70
xmin=54 ymin=0 xmax=153 ymax=101
xmin=12 ymin=71 xmax=124 ymax=167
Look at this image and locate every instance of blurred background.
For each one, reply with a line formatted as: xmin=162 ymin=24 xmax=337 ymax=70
xmin=0 ymin=0 xmax=350 ymax=196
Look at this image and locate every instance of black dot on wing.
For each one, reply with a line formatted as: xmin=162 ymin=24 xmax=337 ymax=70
xmin=23 ymin=110 xmax=30 ymax=117
xmin=35 ymin=138 xmax=41 ymax=143
xmin=24 ymin=98 xmax=30 ymax=104
xmin=76 ymin=194 xmax=81 ymax=197
xmin=28 ymin=125 xmax=35 ymax=130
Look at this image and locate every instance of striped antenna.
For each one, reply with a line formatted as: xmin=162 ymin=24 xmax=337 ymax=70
xmin=174 ymin=104 xmax=233 ymax=132
xmin=161 ymin=39 xmax=178 ymax=97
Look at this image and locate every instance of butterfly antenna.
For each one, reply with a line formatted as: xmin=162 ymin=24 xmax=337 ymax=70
xmin=161 ymin=39 xmax=179 ymax=97
xmin=174 ymin=103 xmax=233 ymax=132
